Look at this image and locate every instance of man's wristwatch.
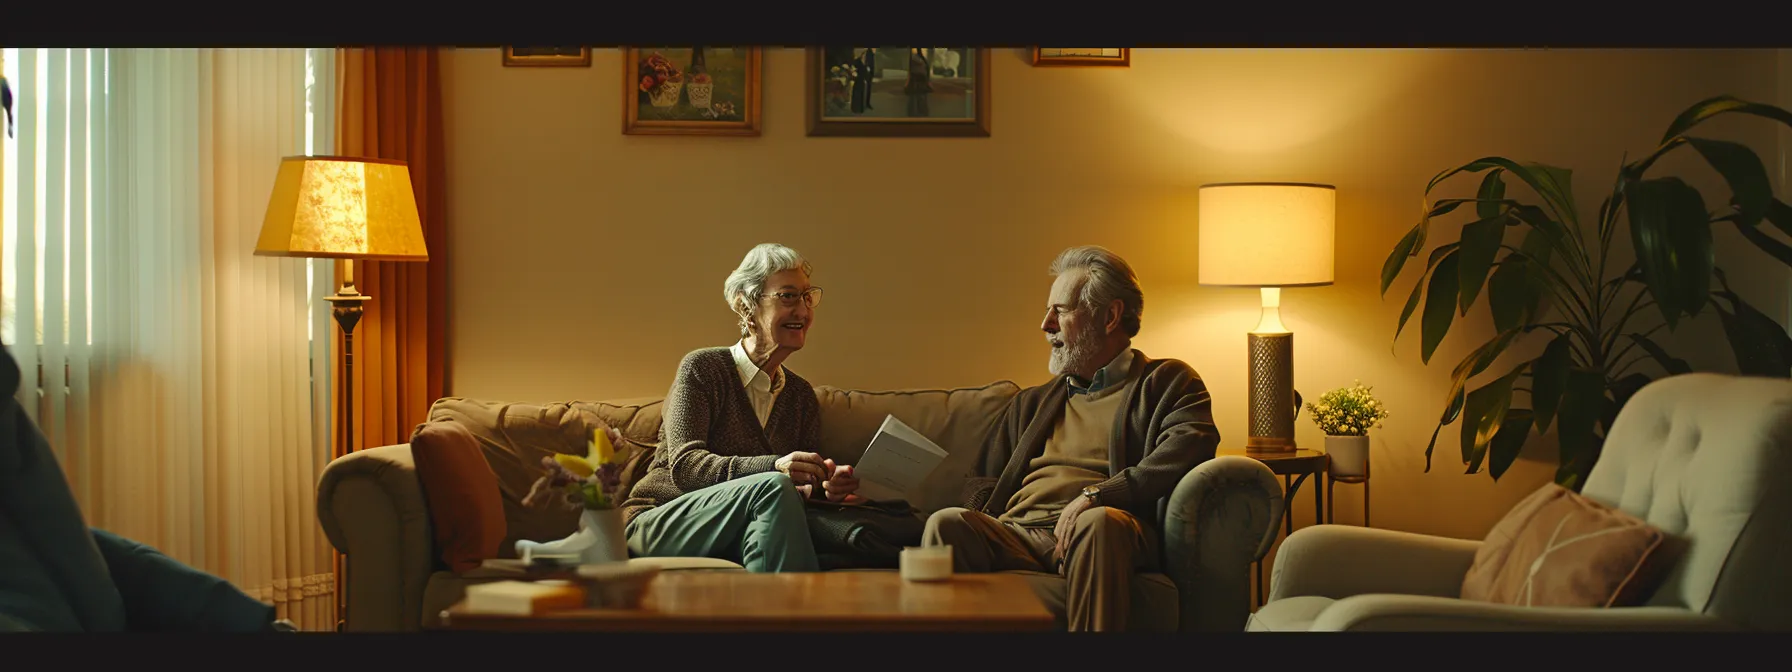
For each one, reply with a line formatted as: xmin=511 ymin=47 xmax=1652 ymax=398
xmin=1081 ymin=485 xmax=1101 ymax=504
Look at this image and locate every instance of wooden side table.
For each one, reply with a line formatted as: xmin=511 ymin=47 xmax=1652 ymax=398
xmin=1218 ymin=447 xmax=1327 ymax=608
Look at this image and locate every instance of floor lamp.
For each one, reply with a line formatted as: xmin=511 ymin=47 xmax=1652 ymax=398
xmin=253 ymin=155 xmax=430 ymax=630
xmin=1197 ymin=182 xmax=1336 ymax=453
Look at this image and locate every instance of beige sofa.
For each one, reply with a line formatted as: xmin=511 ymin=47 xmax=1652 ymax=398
xmin=317 ymin=379 xmax=1284 ymax=632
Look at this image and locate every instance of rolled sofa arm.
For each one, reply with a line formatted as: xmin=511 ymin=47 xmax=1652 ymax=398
xmin=1163 ymin=455 xmax=1283 ymax=632
xmin=1310 ymin=593 xmax=1736 ymax=631
xmin=1268 ymin=525 xmax=1481 ymax=602
xmin=315 ymin=444 xmax=435 ymax=632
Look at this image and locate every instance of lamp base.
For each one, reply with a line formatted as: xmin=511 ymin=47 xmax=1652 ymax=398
xmin=1246 ymin=331 xmax=1297 ymax=453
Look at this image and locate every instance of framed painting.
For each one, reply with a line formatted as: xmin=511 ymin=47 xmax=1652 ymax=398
xmin=624 ymin=47 xmax=762 ymax=136
xmin=1030 ymin=48 xmax=1130 ymax=67
xmin=503 ymin=47 xmax=592 ymax=67
xmin=805 ymin=47 xmax=990 ymax=138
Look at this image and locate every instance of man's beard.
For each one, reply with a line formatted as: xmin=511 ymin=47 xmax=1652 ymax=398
xmin=1048 ymin=331 xmax=1103 ymax=378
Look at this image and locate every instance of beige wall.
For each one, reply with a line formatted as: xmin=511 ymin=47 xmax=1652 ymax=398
xmin=442 ymin=47 xmax=1788 ymax=548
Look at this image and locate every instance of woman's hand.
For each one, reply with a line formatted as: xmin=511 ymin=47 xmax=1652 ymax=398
xmin=821 ymin=459 xmax=866 ymax=504
xmin=775 ymin=451 xmax=829 ymax=488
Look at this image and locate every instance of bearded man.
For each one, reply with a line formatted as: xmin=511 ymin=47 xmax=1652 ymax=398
xmin=922 ymin=245 xmax=1222 ymax=632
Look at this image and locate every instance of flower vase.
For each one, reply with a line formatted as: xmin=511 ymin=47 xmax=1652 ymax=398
xmin=648 ymin=79 xmax=684 ymax=108
xmin=686 ymin=81 xmax=713 ymax=109
xmin=516 ymin=508 xmax=629 ymax=566
xmin=1325 ymin=434 xmax=1370 ymax=480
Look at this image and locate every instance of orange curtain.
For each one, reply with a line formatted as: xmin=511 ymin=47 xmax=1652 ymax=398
xmin=333 ymin=48 xmax=449 ymax=452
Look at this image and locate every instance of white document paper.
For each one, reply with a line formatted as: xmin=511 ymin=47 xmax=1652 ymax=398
xmin=851 ymin=414 xmax=949 ymax=503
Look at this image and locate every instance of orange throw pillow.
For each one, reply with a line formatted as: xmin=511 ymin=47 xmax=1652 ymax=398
xmin=410 ymin=421 xmax=507 ymax=574
xmin=1460 ymin=483 xmax=1680 ymax=608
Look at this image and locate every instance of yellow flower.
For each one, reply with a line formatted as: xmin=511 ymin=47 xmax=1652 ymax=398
xmin=554 ymin=453 xmax=596 ymax=479
xmin=589 ymin=428 xmax=619 ymax=465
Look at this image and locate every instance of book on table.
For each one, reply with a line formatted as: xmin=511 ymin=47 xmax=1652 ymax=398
xmin=462 ymin=580 xmax=584 ymax=615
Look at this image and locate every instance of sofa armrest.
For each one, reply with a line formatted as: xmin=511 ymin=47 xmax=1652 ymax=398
xmin=1268 ymin=525 xmax=1481 ymax=602
xmin=315 ymin=444 xmax=435 ymax=632
xmin=1310 ymin=594 xmax=1736 ymax=631
xmin=1163 ymin=455 xmax=1283 ymax=632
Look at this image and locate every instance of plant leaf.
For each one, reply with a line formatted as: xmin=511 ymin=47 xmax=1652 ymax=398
xmin=1730 ymin=199 xmax=1792 ymax=267
xmin=1381 ymin=224 xmax=1423 ymax=297
xmin=1686 ymin=137 xmax=1773 ymax=230
xmin=1460 ymin=364 xmax=1525 ymax=471
xmin=1659 ymin=95 xmax=1792 ymax=145
xmin=1488 ymin=226 xmax=1560 ymax=332
xmin=1626 ymin=333 xmax=1692 ymax=376
xmin=1394 ymin=244 xmax=1460 ymax=347
xmin=1712 ymin=288 xmax=1792 ymax=377
xmin=1457 ymin=214 xmax=1509 ymax=314
xmin=1608 ymin=373 xmax=1656 ymax=431
xmin=1625 ymin=177 xmax=1714 ymax=327
xmin=1530 ymin=332 xmax=1574 ymax=432
xmin=1421 ymin=387 xmax=1467 ymax=472
xmin=1476 ymin=169 xmax=1508 ymax=221
xmin=1426 ymin=158 xmax=1578 ymax=228
xmin=1487 ymin=408 xmax=1535 ymax=481
xmin=1554 ymin=367 xmax=1607 ymax=490
xmin=1421 ymin=252 xmax=1462 ymax=364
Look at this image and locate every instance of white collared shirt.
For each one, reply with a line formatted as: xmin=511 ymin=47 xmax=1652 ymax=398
xmin=729 ymin=340 xmax=785 ymax=428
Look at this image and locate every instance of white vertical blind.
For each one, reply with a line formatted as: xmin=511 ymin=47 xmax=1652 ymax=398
xmin=1 ymin=47 xmax=339 ymax=630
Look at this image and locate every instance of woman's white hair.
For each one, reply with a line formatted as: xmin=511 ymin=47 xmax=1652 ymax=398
xmin=724 ymin=243 xmax=813 ymax=337
xmin=1049 ymin=245 xmax=1144 ymax=337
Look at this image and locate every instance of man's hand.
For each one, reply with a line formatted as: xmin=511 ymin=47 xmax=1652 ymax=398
xmin=776 ymin=451 xmax=829 ymax=489
xmin=821 ymin=459 xmax=866 ymax=504
xmin=1051 ymin=491 xmax=1097 ymax=568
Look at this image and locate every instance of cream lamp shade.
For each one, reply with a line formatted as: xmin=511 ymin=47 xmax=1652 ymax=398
xmin=254 ymin=156 xmax=429 ymax=261
xmin=1197 ymin=182 xmax=1335 ymax=287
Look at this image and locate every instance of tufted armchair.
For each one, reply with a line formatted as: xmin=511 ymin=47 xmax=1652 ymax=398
xmin=1248 ymin=373 xmax=1792 ymax=631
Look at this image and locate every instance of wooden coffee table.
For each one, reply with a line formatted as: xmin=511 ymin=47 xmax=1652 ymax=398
xmin=439 ymin=571 xmax=1055 ymax=632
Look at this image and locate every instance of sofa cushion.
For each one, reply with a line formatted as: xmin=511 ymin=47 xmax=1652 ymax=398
xmin=1247 ymin=595 xmax=1334 ymax=632
xmin=426 ymin=397 xmax=661 ymax=557
xmin=1460 ymin=483 xmax=1682 ymax=608
xmin=812 ymin=381 xmax=1022 ymax=514
xmin=410 ymin=421 xmax=508 ymax=573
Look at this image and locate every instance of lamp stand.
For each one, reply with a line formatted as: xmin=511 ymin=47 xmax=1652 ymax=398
xmin=326 ymin=262 xmax=370 ymax=632
xmin=1247 ymin=287 xmax=1300 ymax=454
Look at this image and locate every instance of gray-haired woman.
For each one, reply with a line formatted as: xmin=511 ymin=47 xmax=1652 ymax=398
xmin=619 ymin=243 xmax=862 ymax=572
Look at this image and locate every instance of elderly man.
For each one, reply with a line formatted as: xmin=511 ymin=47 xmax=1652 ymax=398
xmin=923 ymin=245 xmax=1222 ymax=632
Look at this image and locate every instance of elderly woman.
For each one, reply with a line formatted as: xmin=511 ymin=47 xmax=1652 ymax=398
xmin=618 ymin=243 xmax=861 ymax=572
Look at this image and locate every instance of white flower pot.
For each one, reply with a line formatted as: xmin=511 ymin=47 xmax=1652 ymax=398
xmin=1326 ymin=434 xmax=1370 ymax=479
xmin=515 ymin=507 xmax=630 ymax=565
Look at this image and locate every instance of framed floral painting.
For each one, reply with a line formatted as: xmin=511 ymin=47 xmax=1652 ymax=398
xmin=623 ymin=47 xmax=762 ymax=137
xmin=805 ymin=47 xmax=990 ymax=138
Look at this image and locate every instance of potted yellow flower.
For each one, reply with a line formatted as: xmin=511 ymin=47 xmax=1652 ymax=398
xmin=517 ymin=427 xmax=633 ymax=565
xmin=1305 ymin=381 xmax=1390 ymax=479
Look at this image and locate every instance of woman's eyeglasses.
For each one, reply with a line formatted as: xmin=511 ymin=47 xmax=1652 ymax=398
xmin=764 ymin=287 xmax=823 ymax=308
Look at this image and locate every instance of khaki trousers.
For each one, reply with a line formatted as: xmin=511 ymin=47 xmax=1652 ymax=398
xmin=922 ymin=506 xmax=1158 ymax=632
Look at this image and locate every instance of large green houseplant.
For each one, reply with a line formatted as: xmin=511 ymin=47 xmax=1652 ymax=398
xmin=1381 ymin=95 xmax=1792 ymax=490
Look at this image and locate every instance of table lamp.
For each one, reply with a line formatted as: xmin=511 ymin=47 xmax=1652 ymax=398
xmin=1197 ymin=182 xmax=1335 ymax=453
xmin=254 ymin=155 xmax=429 ymax=628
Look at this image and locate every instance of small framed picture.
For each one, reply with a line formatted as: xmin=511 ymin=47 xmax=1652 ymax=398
xmin=623 ymin=47 xmax=763 ymax=137
xmin=503 ymin=47 xmax=592 ymax=67
xmin=805 ymin=47 xmax=990 ymax=138
xmin=1030 ymin=48 xmax=1130 ymax=67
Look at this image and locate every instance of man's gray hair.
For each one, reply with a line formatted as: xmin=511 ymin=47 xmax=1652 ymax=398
xmin=724 ymin=243 xmax=813 ymax=335
xmin=1049 ymin=245 xmax=1144 ymax=337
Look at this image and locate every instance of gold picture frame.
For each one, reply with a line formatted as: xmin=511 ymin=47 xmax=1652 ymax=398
xmin=503 ymin=47 xmax=592 ymax=68
xmin=623 ymin=47 xmax=763 ymax=137
xmin=805 ymin=47 xmax=991 ymax=138
xmin=1030 ymin=48 xmax=1130 ymax=67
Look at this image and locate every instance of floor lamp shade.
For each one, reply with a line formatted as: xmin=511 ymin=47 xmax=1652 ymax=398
xmin=254 ymin=156 xmax=429 ymax=261
xmin=253 ymin=155 xmax=429 ymax=631
xmin=1198 ymin=182 xmax=1336 ymax=452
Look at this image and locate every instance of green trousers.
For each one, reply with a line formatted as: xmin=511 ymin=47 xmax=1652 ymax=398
xmin=626 ymin=471 xmax=819 ymax=572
